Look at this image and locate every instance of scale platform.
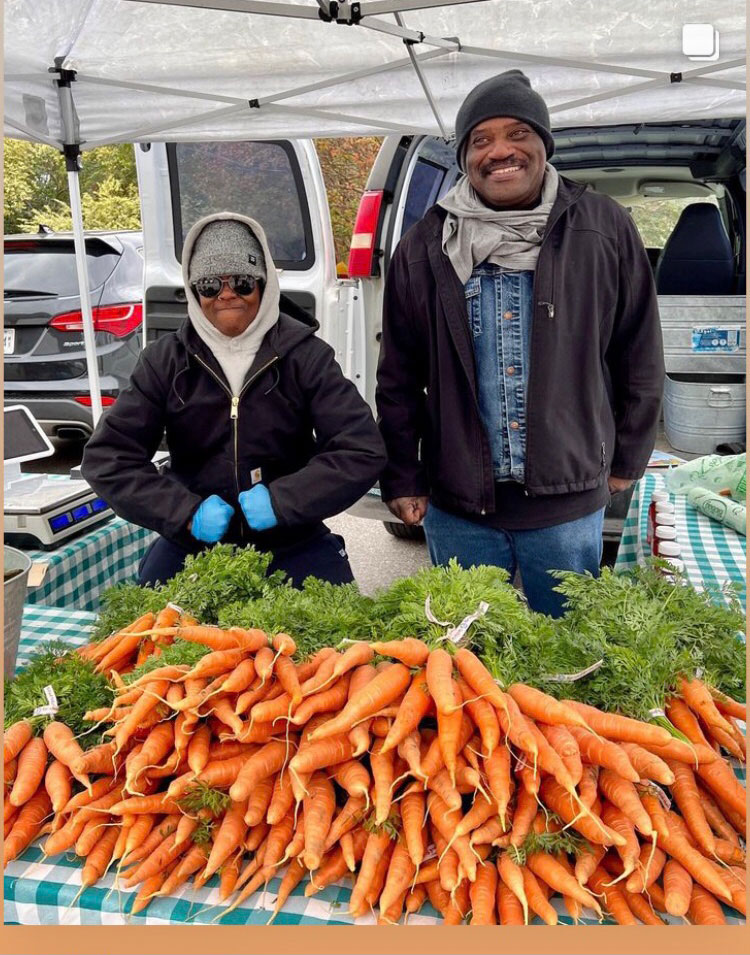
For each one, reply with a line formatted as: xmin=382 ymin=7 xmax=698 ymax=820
xmin=3 ymin=405 xmax=114 ymax=549
xmin=4 ymin=476 xmax=113 ymax=550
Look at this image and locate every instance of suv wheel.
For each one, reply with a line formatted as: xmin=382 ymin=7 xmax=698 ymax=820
xmin=383 ymin=521 xmax=425 ymax=542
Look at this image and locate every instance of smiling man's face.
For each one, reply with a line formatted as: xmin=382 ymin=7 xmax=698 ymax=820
xmin=465 ymin=116 xmax=547 ymax=209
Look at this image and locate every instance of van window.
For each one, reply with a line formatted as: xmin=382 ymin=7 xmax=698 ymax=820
xmin=628 ymin=196 xmax=721 ymax=249
xmin=168 ymin=142 xmax=313 ymax=269
xmin=401 ymin=159 xmax=449 ymax=237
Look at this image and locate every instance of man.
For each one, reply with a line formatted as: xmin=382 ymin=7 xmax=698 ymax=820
xmin=376 ymin=70 xmax=664 ymax=616
xmin=82 ymin=212 xmax=385 ymax=587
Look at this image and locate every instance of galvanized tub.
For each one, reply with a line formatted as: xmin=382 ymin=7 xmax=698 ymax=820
xmin=663 ymin=373 xmax=746 ymax=455
xmin=4 ymin=545 xmax=32 ymax=678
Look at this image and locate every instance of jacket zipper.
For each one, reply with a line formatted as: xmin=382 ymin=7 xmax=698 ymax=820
xmin=192 ymin=353 xmax=279 ymax=538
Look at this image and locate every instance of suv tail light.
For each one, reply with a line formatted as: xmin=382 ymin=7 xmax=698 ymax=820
xmin=347 ymin=191 xmax=384 ymax=278
xmin=74 ymin=395 xmax=116 ymax=407
xmin=50 ymin=303 xmax=143 ymax=337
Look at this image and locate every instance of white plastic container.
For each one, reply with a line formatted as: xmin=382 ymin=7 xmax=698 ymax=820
xmin=658 ymin=540 xmax=682 ymax=558
xmin=654 ymin=525 xmax=678 ymax=541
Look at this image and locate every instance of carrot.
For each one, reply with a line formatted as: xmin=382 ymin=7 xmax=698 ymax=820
xmin=381 ymin=668 xmax=432 ymax=753
xmin=679 ymin=676 xmax=735 ymax=736
xmin=306 ymin=844 xmax=347 ymax=894
xmin=131 ymin=862 xmax=179 ymax=915
xmin=288 ymin=734 xmax=352 ymax=781
xmin=427 ymin=793 xmax=476 ymax=883
xmin=469 ymin=859 xmax=498 ymax=925
xmin=289 ymin=675 xmax=352 ymax=726
xmin=245 ymin=776 xmax=275 ymax=827
xmin=663 ymin=858 xmax=693 ymax=917
xmin=10 ymin=737 xmax=48 ymax=807
xmin=656 ymin=814 xmax=732 ymax=901
xmin=482 ymin=747 xmax=511 ymax=827
xmin=564 ymin=699 xmax=673 ymax=747
xmin=159 ymin=843 xmax=208 ymax=896
xmin=405 ymin=884 xmax=427 ymax=915
xmin=425 ymin=648 xmax=457 ymax=715
xmin=666 ymin=759 xmax=716 ymax=855
xmin=539 ymin=778 xmax=624 ymax=847
xmin=526 ymin=851 xmax=602 ymax=916
xmin=263 ymin=768 xmax=293 ymax=826
xmin=696 ymin=784 xmax=742 ymax=846
xmin=41 ymin=722 xmax=89 ymax=783
xmin=4 ymin=721 xmax=33 ymax=763
xmin=436 ymin=679 xmax=464 ymax=786
xmin=379 ymin=839 xmax=418 ymax=916
xmin=349 ymin=827 xmax=395 ymax=916
xmin=120 ymin=829 xmax=189 ymax=888
xmin=163 ymin=624 xmax=254 ymax=652
xmin=323 ymin=794 xmax=367 ymax=853
xmin=263 ymin=809 xmax=297 ymax=870
xmin=451 ymin=649 xmax=512 ymax=717
xmin=511 ymin=786 xmax=540 ymax=848
xmin=420 ymin=714 xmax=473 ymax=780
xmin=309 ymin=663 xmax=412 ymax=741
xmin=73 ymin=742 xmax=118 ymax=777
xmin=624 ymin=889 xmax=666 ymax=925
xmin=321 ymin=641 xmax=376 ymax=692
xmin=625 ymin=844 xmax=666 ymax=893
xmin=365 ymin=839 xmax=396 ymax=914
xmin=397 ymin=729 xmax=427 ymax=783
xmin=3 ymin=786 xmax=52 ymax=865
xmin=539 ymin=723 xmax=582 ymax=787
xmin=331 ymin=759 xmax=370 ymax=804
xmin=370 ymin=638 xmax=430 ymax=668
xmin=508 ymin=684 xmax=588 ymax=730
xmin=617 ymin=742 xmax=675 ymax=786
xmin=204 ymin=797 xmax=249 ymax=879
xmin=269 ymin=858 xmax=306 ymax=921
xmin=44 ymin=759 xmax=72 ymax=814
xmin=81 ymin=825 xmax=120 ymax=887
xmin=520 ymin=865 xmax=557 ymax=925
xmin=574 ymin=765 xmax=597 ymax=812
xmin=498 ymin=852 xmax=531 ymax=924
xmin=568 ymin=726 xmax=639 ymax=781
xmin=601 ymin=803 xmax=641 ymax=879
xmin=94 ymin=630 xmax=146 ymax=674
xmin=687 ymin=882 xmax=725 ymax=925
xmin=666 ymin=697 xmax=714 ymax=747
xmin=398 ymin=789 xmax=426 ymax=867
xmin=708 ymin=686 xmax=747 ymax=720
xmin=122 ymin=815 xmax=179 ymax=867
xmin=598 ymin=768 xmax=653 ymax=837
xmin=587 ymin=866 xmax=638 ymax=924
xmin=497 ymin=879 xmax=525 ymax=925
xmin=456 ymin=675 xmax=500 ymax=758
xmin=112 ymin=680 xmax=170 ymax=755
xmin=110 ymin=792 xmax=182 ymax=816
xmin=644 ymin=736 xmax=718 ymax=765
xmin=695 ymin=758 xmax=747 ymax=818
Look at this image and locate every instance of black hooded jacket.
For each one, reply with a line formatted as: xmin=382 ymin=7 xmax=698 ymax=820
xmin=82 ymin=309 xmax=386 ymax=552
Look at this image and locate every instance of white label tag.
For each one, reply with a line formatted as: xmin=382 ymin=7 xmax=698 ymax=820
xmin=33 ymin=704 xmax=58 ymax=716
xmin=167 ymin=602 xmax=184 ymax=613
xmin=43 ymin=685 xmax=59 ymax=709
xmin=541 ymin=659 xmax=605 ymax=683
xmin=446 ymin=601 xmax=490 ymax=645
xmin=422 ymin=844 xmax=438 ymax=863
xmin=251 ymin=467 xmax=263 ymax=486
xmin=424 ymin=595 xmax=452 ymax=628
xmin=648 ymin=708 xmax=666 ymax=720
xmin=651 ymin=784 xmax=672 ymax=811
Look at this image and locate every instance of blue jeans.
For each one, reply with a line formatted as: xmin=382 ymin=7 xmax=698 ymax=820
xmin=422 ymin=503 xmax=605 ymax=617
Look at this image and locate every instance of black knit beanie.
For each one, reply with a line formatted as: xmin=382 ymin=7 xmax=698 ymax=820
xmin=454 ymin=70 xmax=554 ymax=169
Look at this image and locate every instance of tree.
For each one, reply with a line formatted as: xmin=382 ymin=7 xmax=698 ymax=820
xmin=3 ymin=139 xmax=140 ymax=233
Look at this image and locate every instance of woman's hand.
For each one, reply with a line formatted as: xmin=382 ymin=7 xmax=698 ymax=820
xmin=239 ymin=484 xmax=278 ymax=532
xmin=189 ymin=494 xmax=235 ymax=542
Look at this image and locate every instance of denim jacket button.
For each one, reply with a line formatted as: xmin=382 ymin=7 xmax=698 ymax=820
xmin=506 ymin=366 xmax=515 ymax=376
xmin=509 ymin=420 xmax=520 ymax=430
xmin=503 ymin=310 xmax=513 ymax=319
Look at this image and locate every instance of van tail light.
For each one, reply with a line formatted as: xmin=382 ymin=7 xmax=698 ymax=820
xmin=347 ymin=190 xmax=384 ymax=278
xmin=49 ymin=303 xmax=143 ymax=337
xmin=74 ymin=395 xmax=116 ymax=407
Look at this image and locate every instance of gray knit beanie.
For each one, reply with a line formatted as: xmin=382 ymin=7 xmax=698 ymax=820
xmin=454 ymin=70 xmax=554 ymax=169
xmin=188 ymin=219 xmax=267 ymax=284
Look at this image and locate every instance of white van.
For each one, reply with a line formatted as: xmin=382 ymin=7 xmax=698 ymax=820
xmin=135 ymin=119 xmax=746 ymax=547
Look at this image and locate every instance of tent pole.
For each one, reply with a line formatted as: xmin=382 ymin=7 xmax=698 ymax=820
xmin=394 ymin=12 xmax=448 ymax=138
xmin=54 ymin=62 xmax=104 ymax=427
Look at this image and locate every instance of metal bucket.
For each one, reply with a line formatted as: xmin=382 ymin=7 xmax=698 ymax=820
xmin=4 ymin=545 xmax=32 ymax=678
xmin=663 ymin=373 xmax=746 ymax=455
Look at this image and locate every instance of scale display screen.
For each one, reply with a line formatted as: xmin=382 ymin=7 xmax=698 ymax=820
xmin=50 ymin=513 xmax=73 ymax=531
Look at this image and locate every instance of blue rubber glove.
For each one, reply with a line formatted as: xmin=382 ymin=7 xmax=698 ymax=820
xmin=238 ymin=483 xmax=278 ymax=532
xmin=190 ymin=494 xmax=235 ymax=543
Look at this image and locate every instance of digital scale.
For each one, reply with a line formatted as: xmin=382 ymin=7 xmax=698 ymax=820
xmin=4 ymin=405 xmax=114 ymax=549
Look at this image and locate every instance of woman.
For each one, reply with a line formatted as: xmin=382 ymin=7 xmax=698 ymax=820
xmin=82 ymin=212 xmax=386 ymax=586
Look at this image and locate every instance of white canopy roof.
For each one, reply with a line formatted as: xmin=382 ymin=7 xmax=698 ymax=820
xmin=4 ymin=0 xmax=746 ymax=150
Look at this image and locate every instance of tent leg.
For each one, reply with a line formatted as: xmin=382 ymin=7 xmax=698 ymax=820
xmin=66 ymin=161 xmax=104 ymax=427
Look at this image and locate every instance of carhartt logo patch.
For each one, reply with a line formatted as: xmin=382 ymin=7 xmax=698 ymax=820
xmin=251 ymin=467 xmax=262 ymax=485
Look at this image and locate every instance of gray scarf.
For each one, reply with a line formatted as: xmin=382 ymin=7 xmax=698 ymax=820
xmin=438 ymin=163 xmax=560 ymax=283
xmin=182 ymin=213 xmax=280 ymax=396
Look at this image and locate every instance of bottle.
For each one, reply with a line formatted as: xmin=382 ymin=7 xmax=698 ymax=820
xmin=662 ymin=555 xmax=686 ymax=576
xmin=657 ymin=540 xmax=682 ymax=559
xmin=655 ymin=501 xmax=675 ymax=518
xmin=651 ymin=524 xmax=677 ymax=555
xmin=654 ymin=512 xmax=676 ymax=528
xmin=647 ymin=489 xmax=670 ymax=545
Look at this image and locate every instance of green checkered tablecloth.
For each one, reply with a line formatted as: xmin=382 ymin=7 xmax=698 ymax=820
xmin=615 ymin=473 xmax=747 ymax=611
xmin=23 ymin=517 xmax=156 ymax=613
xmin=4 ymin=606 xmax=745 ymax=927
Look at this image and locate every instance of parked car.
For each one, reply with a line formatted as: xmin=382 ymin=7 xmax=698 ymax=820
xmin=134 ymin=118 xmax=746 ymax=544
xmin=3 ymin=228 xmax=144 ymax=440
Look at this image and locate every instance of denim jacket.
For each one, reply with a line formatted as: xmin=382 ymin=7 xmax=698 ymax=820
xmin=465 ymin=266 xmax=534 ymax=483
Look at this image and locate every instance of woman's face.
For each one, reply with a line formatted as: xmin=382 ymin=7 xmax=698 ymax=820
xmin=198 ymin=275 xmax=262 ymax=337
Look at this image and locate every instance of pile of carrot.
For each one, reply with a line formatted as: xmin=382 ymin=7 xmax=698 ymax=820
xmin=3 ymin=608 xmax=747 ymax=925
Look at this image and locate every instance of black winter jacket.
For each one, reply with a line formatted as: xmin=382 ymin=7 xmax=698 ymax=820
xmin=376 ymin=175 xmax=665 ymax=516
xmin=82 ymin=312 xmax=386 ymax=551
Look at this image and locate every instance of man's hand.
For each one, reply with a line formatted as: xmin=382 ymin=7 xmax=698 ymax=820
xmin=608 ymin=476 xmax=634 ymax=495
xmin=386 ymin=496 xmax=429 ymax=526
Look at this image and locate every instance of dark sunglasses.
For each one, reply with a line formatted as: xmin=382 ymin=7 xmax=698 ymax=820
xmin=193 ymin=274 xmax=258 ymax=298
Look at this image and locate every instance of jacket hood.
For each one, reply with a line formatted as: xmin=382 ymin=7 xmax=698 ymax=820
xmin=182 ymin=211 xmax=281 ymax=322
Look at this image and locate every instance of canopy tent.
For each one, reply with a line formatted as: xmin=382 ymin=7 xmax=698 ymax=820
xmin=4 ymin=0 xmax=747 ymax=421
